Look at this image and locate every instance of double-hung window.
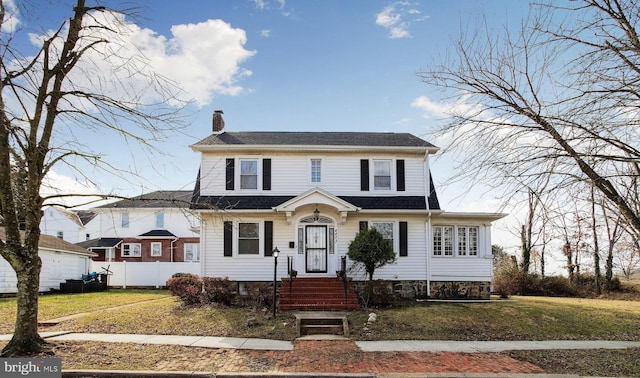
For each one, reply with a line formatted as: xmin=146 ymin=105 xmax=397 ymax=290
xmin=151 ymin=242 xmax=162 ymax=257
xmin=184 ymin=243 xmax=200 ymax=262
xmin=238 ymin=222 xmax=259 ymax=254
xmin=373 ymin=160 xmax=391 ymax=190
xmin=433 ymin=226 xmax=478 ymax=257
xmin=240 ymin=159 xmax=258 ymax=189
xmin=122 ymin=243 xmax=141 ymax=257
xmin=121 ymin=213 xmax=130 ymax=228
xmin=372 ymin=222 xmax=394 ymax=250
xmin=156 ymin=213 xmax=164 ymax=228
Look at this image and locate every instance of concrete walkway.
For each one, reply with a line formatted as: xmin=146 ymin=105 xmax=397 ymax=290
xmin=3 ymin=331 xmax=639 ymax=353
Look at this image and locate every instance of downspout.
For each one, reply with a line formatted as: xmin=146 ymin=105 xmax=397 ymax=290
xmin=424 ymin=151 xmax=432 ymax=298
xmin=170 ymin=237 xmax=178 ymax=262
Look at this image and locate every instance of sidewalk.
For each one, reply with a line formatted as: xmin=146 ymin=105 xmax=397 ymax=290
xmin=4 ymin=332 xmax=639 ymax=377
xmin=6 ymin=331 xmax=638 ymax=353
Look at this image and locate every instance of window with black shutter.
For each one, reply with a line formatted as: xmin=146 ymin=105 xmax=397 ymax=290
xmin=399 ymin=221 xmax=408 ymax=256
xmin=264 ymin=221 xmax=273 ymax=256
xmin=360 ymin=159 xmax=369 ymax=191
xmin=225 ymin=159 xmax=235 ymax=190
xmin=263 ymin=159 xmax=271 ymax=191
xmin=223 ymin=221 xmax=233 ymax=256
xmin=396 ymin=159 xmax=405 ymax=192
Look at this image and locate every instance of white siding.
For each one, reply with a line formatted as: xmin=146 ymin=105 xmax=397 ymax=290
xmin=40 ymin=207 xmax=81 ymax=243
xmin=0 ymin=249 xmax=92 ymax=294
xmin=94 ymin=208 xmax=199 ymax=238
xmin=198 ymin=153 xmax=427 ymax=197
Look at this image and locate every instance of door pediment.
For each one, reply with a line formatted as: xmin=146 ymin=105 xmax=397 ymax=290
xmin=274 ymin=187 xmax=360 ymax=224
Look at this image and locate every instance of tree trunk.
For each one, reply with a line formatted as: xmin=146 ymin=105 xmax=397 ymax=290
xmin=1 ymin=250 xmax=48 ymax=356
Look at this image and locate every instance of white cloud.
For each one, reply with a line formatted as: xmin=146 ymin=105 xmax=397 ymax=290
xmin=27 ymin=11 xmax=255 ymax=108
xmin=1 ymin=0 xmax=20 ymax=33
xmin=261 ymin=29 xmax=272 ymax=37
xmin=41 ymin=171 xmax=104 ymax=208
xmin=375 ymin=2 xmax=428 ymax=39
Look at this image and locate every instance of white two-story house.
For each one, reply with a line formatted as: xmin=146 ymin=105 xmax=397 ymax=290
xmin=190 ymin=111 xmax=505 ymax=299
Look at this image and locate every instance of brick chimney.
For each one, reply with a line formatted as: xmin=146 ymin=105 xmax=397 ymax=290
xmin=212 ymin=110 xmax=225 ymax=133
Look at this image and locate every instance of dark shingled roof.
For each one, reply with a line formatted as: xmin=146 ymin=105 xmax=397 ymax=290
xmin=76 ymin=210 xmax=97 ymax=225
xmin=97 ymin=190 xmax=193 ymax=209
xmin=138 ymin=229 xmax=177 ymax=238
xmin=192 ymin=132 xmax=437 ymax=149
xmin=76 ymin=237 xmax=123 ymax=249
xmin=190 ymin=171 xmax=441 ymax=211
xmin=0 ymin=227 xmax=96 ymax=256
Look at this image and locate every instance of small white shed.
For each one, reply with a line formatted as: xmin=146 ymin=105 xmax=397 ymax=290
xmin=0 ymin=228 xmax=97 ymax=294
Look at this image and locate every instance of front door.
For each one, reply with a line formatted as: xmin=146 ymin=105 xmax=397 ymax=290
xmin=305 ymin=225 xmax=327 ymax=273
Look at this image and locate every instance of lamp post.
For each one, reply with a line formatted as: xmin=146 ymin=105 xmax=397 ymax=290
xmin=272 ymin=246 xmax=280 ymax=318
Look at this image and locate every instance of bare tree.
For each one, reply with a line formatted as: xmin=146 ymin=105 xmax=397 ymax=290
xmin=0 ymin=0 xmax=189 ymax=356
xmin=418 ymin=0 xmax=640 ymax=239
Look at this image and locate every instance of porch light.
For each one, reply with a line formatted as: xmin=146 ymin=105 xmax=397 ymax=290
xmin=272 ymin=246 xmax=280 ymax=318
xmin=313 ymin=208 xmax=320 ymax=222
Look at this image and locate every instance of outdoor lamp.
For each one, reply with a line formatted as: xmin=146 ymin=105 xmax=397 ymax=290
xmin=272 ymin=247 xmax=280 ymax=317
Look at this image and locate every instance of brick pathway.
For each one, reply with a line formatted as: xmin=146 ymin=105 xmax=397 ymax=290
xmin=154 ymin=340 xmax=544 ymax=374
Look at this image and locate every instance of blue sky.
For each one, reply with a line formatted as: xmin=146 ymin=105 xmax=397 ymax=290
xmin=13 ymin=0 xmax=537 ymax=257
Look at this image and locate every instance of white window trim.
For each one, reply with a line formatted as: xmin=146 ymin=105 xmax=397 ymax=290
xmin=432 ymin=225 xmax=480 ymax=258
xmin=237 ymin=157 xmax=262 ymax=191
xmin=151 ymin=242 xmax=162 ymax=257
xmin=237 ymin=221 xmax=261 ymax=256
xmin=122 ymin=243 xmax=141 ymax=257
xmin=184 ymin=243 xmax=200 ymax=262
xmin=371 ymin=221 xmax=396 ymax=253
xmin=372 ymin=159 xmax=393 ymax=191
xmin=309 ymin=158 xmax=323 ymax=184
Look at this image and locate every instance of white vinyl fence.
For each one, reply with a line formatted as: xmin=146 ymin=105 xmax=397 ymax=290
xmin=89 ymin=261 xmax=201 ymax=288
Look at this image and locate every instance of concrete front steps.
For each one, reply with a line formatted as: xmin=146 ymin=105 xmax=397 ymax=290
xmin=278 ymin=277 xmax=360 ymax=311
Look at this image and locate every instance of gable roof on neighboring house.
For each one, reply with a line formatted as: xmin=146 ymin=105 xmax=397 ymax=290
xmin=191 ymin=131 xmax=439 ymax=152
xmin=0 ymin=227 xmax=97 ymax=257
xmin=49 ymin=206 xmax=97 ymax=227
xmin=96 ymin=190 xmax=193 ymax=209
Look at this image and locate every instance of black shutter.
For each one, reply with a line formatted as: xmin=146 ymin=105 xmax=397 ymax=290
xmin=399 ymin=221 xmax=408 ymax=257
xmin=264 ymin=221 xmax=273 ymax=256
xmin=225 ymin=158 xmax=235 ymax=190
xmin=396 ymin=159 xmax=405 ymax=192
xmin=263 ymin=159 xmax=271 ymax=191
xmin=360 ymin=159 xmax=369 ymax=191
xmin=359 ymin=221 xmax=368 ymax=232
xmin=223 ymin=221 xmax=233 ymax=257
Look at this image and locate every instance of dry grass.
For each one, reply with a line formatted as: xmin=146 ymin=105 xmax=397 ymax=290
xmin=1 ymin=284 xmax=639 ymax=376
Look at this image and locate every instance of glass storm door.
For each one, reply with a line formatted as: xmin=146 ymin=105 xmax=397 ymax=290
xmin=305 ymin=225 xmax=327 ymax=273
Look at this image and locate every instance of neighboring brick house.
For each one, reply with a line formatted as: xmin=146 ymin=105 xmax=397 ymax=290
xmin=189 ymin=111 xmax=506 ymax=299
xmin=41 ymin=191 xmax=200 ymax=263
